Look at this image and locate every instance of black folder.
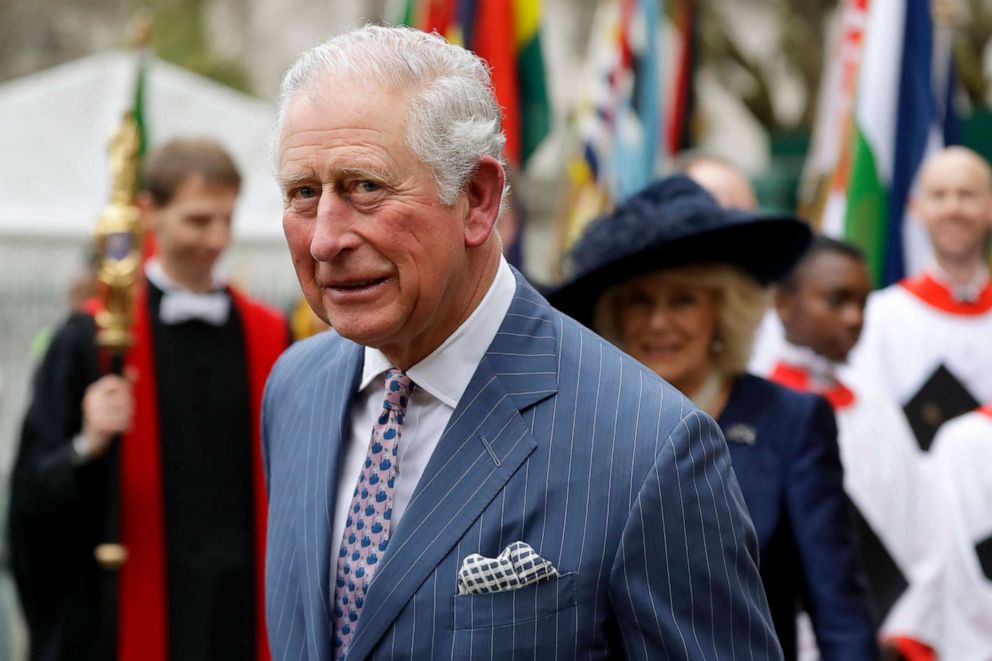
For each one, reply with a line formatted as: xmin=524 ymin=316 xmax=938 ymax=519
xmin=903 ymin=364 xmax=979 ymax=452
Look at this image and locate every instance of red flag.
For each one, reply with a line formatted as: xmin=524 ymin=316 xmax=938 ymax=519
xmin=473 ymin=0 xmax=522 ymax=164
xmin=422 ymin=0 xmax=455 ymax=36
xmin=667 ymin=0 xmax=696 ymax=154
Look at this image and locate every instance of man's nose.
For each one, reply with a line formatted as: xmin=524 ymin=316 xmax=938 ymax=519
xmin=311 ymin=193 xmax=359 ymax=261
xmin=842 ymin=304 xmax=864 ymax=333
xmin=942 ymin=193 xmax=965 ymax=215
xmin=206 ymin=219 xmax=231 ymax=251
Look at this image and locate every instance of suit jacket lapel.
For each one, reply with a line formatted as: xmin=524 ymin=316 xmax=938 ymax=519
xmin=300 ymin=340 xmax=364 ymax=658
xmin=345 ymin=277 xmax=559 ymax=660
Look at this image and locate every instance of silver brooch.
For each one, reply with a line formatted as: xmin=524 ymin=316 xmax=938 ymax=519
xmin=725 ymin=424 xmax=757 ymax=445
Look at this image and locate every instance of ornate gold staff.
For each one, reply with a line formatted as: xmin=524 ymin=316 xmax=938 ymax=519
xmin=92 ymin=112 xmax=144 ymax=570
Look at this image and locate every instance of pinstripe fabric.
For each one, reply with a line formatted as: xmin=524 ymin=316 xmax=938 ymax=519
xmin=262 ymin=271 xmax=782 ymax=660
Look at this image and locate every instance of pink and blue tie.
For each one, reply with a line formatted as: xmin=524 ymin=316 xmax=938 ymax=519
xmin=332 ymin=368 xmax=413 ymax=658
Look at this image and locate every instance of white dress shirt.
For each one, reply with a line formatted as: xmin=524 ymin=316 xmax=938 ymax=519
xmin=145 ymin=258 xmax=231 ymax=325
xmin=329 ymin=257 xmax=517 ymax=564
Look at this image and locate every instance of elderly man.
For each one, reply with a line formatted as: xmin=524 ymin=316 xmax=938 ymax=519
xmin=849 ymin=147 xmax=992 ymax=448
xmin=264 ymin=25 xmax=779 ymax=661
xmin=9 ymin=139 xmax=288 ymax=661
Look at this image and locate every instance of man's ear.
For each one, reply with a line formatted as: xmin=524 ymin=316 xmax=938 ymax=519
xmin=463 ymin=156 xmax=505 ymax=248
xmin=135 ymin=192 xmax=158 ymax=234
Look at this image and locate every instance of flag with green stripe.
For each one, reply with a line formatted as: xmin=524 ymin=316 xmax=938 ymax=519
xmin=844 ymin=0 xmax=958 ymax=287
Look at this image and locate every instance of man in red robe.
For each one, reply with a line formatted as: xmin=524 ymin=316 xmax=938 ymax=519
xmin=9 ymin=138 xmax=288 ymax=661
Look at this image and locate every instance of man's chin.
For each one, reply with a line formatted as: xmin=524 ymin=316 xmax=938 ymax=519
xmin=825 ymin=344 xmax=853 ymax=364
xmin=933 ymin=232 xmax=984 ymax=258
xmin=325 ymin=318 xmax=392 ymax=348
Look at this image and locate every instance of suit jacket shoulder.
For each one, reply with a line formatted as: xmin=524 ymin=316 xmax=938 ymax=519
xmin=555 ymin=304 xmax=697 ymax=444
xmin=262 ymin=329 xmax=361 ymax=479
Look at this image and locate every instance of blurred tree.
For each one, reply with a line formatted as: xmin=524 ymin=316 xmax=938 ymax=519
xmin=0 ymin=0 xmax=129 ymax=83
xmin=0 ymin=0 xmax=252 ymax=95
xmin=143 ymin=0 xmax=253 ymax=94
xmin=695 ymin=0 xmax=834 ymax=133
xmin=954 ymin=0 xmax=991 ymax=108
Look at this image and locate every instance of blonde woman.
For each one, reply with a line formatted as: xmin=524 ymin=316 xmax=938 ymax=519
xmin=551 ymin=176 xmax=879 ymax=661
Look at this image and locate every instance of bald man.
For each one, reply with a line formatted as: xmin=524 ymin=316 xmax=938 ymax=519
xmin=678 ymin=152 xmax=759 ymax=211
xmin=849 ymin=147 xmax=992 ymax=444
xmin=881 ymin=147 xmax=992 ymax=660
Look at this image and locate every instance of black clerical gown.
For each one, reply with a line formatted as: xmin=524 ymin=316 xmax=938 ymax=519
xmin=148 ymin=282 xmax=256 ymax=660
xmin=9 ymin=279 xmax=286 ymax=661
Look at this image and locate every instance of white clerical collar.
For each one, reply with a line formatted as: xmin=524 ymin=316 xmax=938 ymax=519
xmin=145 ymin=258 xmax=229 ymax=293
xmin=361 ymin=257 xmax=517 ymax=408
xmin=927 ymin=263 xmax=990 ymax=303
xmin=778 ymin=340 xmax=841 ymax=389
xmin=145 ymin=258 xmax=230 ymax=326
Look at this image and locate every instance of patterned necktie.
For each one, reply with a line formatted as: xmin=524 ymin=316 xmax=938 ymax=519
xmin=333 ymin=368 xmax=413 ymax=658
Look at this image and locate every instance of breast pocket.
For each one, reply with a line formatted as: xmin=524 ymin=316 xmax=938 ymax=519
xmin=450 ymin=572 xmax=577 ymax=631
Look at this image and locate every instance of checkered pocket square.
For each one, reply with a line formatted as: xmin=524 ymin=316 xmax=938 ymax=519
xmin=456 ymin=541 xmax=559 ymax=595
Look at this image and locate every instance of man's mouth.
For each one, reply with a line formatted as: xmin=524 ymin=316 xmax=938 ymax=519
xmin=332 ymin=278 xmax=387 ymax=290
xmin=324 ymin=276 xmax=391 ymax=301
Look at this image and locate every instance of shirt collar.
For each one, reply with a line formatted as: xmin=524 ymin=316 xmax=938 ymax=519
xmin=927 ymin=263 xmax=990 ymax=303
xmin=772 ymin=343 xmax=857 ymax=409
xmin=360 ymin=257 xmax=517 ymax=407
xmin=145 ymin=257 xmax=228 ymax=294
xmin=145 ymin=258 xmax=231 ymax=326
xmin=777 ymin=340 xmax=842 ymax=389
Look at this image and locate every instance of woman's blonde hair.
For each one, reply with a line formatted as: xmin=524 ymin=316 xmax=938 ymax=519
xmin=593 ymin=263 xmax=768 ymax=377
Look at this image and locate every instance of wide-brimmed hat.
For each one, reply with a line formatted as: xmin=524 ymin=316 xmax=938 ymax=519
xmin=549 ymin=174 xmax=812 ymax=326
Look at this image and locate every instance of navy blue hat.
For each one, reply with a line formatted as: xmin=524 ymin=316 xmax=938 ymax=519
xmin=549 ymin=174 xmax=812 ymax=326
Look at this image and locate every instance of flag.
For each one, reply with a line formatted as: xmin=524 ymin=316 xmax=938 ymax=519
xmin=613 ymin=0 xmax=661 ymax=200
xmin=844 ymin=0 xmax=958 ymax=287
xmin=133 ymin=51 xmax=150 ymax=165
xmin=473 ymin=1 xmax=523 ymax=163
xmin=130 ymin=49 xmax=156 ymax=259
xmin=556 ymin=0 xmax=663 ymax=254
xmin=666 ymin=0 xmax=696 ymax=156
xmin=798 ymin=0 xmax=868 ymax=232
xmin=397 ymin=0 xmax=551 ymax=168
xmin=512 ymin=0 xmax=550 ymax=165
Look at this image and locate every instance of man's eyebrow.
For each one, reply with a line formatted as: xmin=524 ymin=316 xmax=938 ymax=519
xmin=276 ymin=172 xmax=313 ymax=190
xmin=277 ymin=166 xmax=393 ymax=188
xmin=339 ymin=166 xmax=392 ymax=183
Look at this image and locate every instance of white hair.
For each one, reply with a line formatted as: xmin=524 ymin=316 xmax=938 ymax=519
xmin=274 ymin=24 xmax=508 ymax=206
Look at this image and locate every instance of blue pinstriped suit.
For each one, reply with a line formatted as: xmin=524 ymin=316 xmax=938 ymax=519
xmin=262 ymin=272 xmax=782 ymax=660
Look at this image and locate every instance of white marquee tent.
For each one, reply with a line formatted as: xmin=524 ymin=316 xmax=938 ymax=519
xmin=0 ymin=49 xmax=286 ymax=240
